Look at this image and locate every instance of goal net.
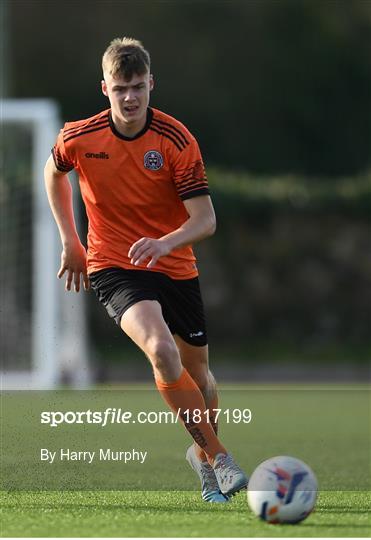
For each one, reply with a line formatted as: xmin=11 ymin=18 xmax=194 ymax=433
xmin=1 ymin=99 xmax=90 ymax=389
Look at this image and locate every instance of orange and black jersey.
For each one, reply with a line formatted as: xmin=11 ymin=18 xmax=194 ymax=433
xmin=52 ymin=107 xmax=210 ymax=279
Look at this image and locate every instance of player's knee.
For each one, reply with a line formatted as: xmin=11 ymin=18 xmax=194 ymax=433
xmin=146 ymin=338 xmax=179 ymax=371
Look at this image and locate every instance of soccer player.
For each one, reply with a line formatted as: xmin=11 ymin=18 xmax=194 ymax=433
xmin=44 ymin=37 xmax=248 ymax=501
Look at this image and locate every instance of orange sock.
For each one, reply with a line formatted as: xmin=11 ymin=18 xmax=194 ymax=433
xmin=195 ymin=393 xmax=219 ymax=462
xmin=208 ymin=393 xmax=219 ymax=435
xmin=155 ymin=368 xmax=227 ymax=461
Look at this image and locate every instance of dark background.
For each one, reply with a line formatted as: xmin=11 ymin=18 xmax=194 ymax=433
xmin=7 ymin=0 xmax=371 ymax=175
xmin=4 ymin=0 xmax=371 ymax=378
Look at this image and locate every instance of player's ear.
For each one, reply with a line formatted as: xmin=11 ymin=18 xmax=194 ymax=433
xmin=149 ymin=74 xmax=154 ymax=92
xmin=101 ymin=80 xmax=108 ymax=97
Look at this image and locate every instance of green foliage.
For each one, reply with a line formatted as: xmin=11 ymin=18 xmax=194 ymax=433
xmin=8 ymin=0 xmax=371 ymax=175
xmin=208 ymin=169 xmax=371 ymax=218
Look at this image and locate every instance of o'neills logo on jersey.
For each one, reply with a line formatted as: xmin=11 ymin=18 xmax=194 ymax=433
xmin=85 ymin=152 xmax=109 ymax=159
xmin=144 ymin=150 xmax=164 ymax=171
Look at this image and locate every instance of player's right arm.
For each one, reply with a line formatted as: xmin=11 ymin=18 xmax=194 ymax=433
xmin=44 ymin=155 xmax=89 ymax=292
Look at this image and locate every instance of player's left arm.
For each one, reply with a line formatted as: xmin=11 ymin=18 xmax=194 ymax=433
xmin=128 ymin=195 xmax=216 ymax=268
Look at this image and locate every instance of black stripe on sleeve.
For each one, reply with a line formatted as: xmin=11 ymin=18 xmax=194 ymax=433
xmin=149 ymin=126 xmax=183 ymax=152
xmin=151 ymin=118 xmax=190 ymax=146
xmin=54 ymin=148 xmax=72 ymax=168
xmin=174 ymin=170 xmax=207 ymax=186
xmin=63 ymin=123 xmax=110 ymax=143
xmin=151 ymin=119 xmax=189 ymax=149
xmin=174 ymin=173 xmax=195 ymax=182
xmin=173 ymin=160 xmax=206 ymax=179
xmin=176 ymin=177 xmax=208 ymax=191
xmin=63 ymin=116 xmax=110 ymax=135
xmin=177 ymin=180 xmax=209 ymax=195
xmin=51 ymin=147 xmax=74 ymax=172
xmin=179 ymin=187 xmax=210 ymax=200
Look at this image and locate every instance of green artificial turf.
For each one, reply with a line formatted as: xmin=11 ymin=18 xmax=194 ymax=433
xmin=0 ymin=490 xmax=370 ymax=537
xmin=1 ymin=383 xmax=369 ymax=536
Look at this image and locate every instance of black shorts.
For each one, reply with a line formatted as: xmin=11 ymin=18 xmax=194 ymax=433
xmin=89 ymin=267 xmax=208 ymax=346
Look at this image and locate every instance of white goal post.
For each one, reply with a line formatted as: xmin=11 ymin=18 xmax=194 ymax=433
xmin=0 ymin=99 xmax=90 ymax=389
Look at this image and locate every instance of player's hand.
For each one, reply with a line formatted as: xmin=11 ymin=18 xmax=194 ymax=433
xmin=58 ymin=241 xmax=90 ymax=292
xmin=128 ymin=237 xmax=171 ymax=268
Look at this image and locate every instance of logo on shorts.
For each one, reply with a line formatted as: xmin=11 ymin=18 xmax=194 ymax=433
xmin=144 ymin=150 xmax=164 ymax=171
xmin=189 ymin=331 xmax=204 ymax=338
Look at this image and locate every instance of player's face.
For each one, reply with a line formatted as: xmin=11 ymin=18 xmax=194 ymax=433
xmin=102 ymin=71 xmax=153 ymax=132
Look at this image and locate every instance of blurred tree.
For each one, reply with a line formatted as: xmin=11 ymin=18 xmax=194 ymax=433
xmin=8 ymin=0 xmax=371 ymax=175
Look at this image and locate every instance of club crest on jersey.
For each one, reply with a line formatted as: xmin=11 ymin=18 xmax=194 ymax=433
xmin=144 ymin=150 xmax=164 ymax=171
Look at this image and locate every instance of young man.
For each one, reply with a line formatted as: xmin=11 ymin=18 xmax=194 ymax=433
xmin=44 ymin=37 xmax=248 ymax=501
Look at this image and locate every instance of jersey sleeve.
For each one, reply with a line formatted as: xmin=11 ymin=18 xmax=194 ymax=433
xmin=172 ymin=137 xmax=210 ymax=201
xmin=51 ymin=126 xmax=75 ymax=172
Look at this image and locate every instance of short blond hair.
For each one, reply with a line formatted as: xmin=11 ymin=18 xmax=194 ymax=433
xmin=102 ymin=37 xmax=150 ymax=80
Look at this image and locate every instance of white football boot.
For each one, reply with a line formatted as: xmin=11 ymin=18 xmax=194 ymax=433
xmin=213 ymin=453 xmax=249 ymax=496
xmin=186 ymin=445 xmax=230 ymax=503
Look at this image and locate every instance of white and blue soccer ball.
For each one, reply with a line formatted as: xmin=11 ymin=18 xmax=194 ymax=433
xmin=247 ymin=456 xmax=318 ymax=524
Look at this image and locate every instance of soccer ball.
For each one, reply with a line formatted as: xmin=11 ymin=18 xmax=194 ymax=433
xmin=247 ymin=456 xmax=318 ymax=524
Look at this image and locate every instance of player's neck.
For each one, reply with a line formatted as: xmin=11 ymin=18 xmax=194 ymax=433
xmin=111 ymin=110 xmax=147 ymax=139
